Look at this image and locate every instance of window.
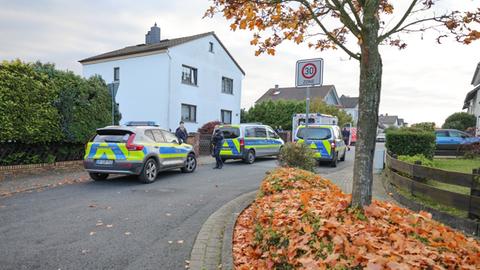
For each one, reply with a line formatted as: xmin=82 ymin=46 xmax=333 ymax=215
xmin=245 ymin=127 xmax=256 ymax=138
xmin=254 ymin=127 xmax=267 ymax=138
xmin=152 ymin=129 xmax=166 ymax=142
xmin=297 ymin=128 xmax=332 ymax=140
xmin=218 ymin=127 xmax=240 ymax=139
xmin=222 ymin=77 xmax=233 ymax=94
xmin=221 ymin=109 xmax=232 ymax=124
xmin=161 ymin=130 xmax=179 ymax=144
xmin=435 ymin=131 xmax=449 ymax=137
xmin=209 ymin=42 xmax=214 ymax=53
xmin=181 ymin=65 xmax=197 ymax=85
xmin=113 ymin=67 xmax=120 ymax=81
xmin=181 ymin=104 xmax=197 ymax=122
xmin=449 ymin=130 xmax=470 ymax=138
xmin=145 ymin=130 xmax=155 ymax=141
xmin=266 ymin=128 xmax=279 ymax=139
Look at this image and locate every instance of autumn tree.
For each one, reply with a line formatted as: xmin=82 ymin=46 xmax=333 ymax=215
xmin=205 ymin=1 xmax=480 ymax=207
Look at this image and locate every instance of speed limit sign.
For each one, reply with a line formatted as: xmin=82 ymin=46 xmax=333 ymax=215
xmin=295 ymin=58 xmax=323 ymax=87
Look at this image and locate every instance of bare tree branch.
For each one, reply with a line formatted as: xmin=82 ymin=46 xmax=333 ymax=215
xmin=378 ymin=0 xmax=418 ymax=43
xmin=330 ymin=0 xmax=361 ymax=36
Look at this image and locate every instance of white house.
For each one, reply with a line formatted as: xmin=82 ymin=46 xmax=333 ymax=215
xmin=79 ymin=24 xmax=245 ymax=132
xmin=463 ymin=62 xmax=480 ymax=136
xmin=339 ymin=95 xmax=359 ymax=125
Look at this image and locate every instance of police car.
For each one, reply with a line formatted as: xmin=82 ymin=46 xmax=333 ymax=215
xmin=83 ymin=125 xmax=196 ymax=183
xmin=294 ymin=125 xmax=347 ymax=167
xmin=215 ymin=124 xmax=284 ymax=164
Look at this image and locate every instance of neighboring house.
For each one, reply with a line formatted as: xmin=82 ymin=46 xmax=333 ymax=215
xmin=463 ymin=62 xmax=480 ymax=136
xmin=255 ymin=85 xmax=342 ymax=106
xmin=378 ymin=114 xmax=400 ymax=129
xmin=339 ymin=95 xmax=359 ymax=125
xmin=79 ymin=23 xmax=245 ymax=132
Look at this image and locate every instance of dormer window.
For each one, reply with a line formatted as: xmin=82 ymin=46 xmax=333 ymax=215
xmin=209 ymin=42 xmax=214 ymax=53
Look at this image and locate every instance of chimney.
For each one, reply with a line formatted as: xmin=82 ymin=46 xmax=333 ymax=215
xmin=274 ymin=84 xmax=279 ymax=89
xmin=145 ymin=23 xmax=161 ymax=45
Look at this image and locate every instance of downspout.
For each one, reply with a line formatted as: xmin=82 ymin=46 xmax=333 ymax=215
xmin=166 ymin=49 xmax=172 ymax=130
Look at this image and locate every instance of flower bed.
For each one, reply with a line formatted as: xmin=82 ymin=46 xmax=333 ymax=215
xmin=233 ymin=168 xmax=480 ymax=269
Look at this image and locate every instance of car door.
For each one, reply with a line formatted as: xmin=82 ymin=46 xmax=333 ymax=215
xmin=253 ymin=126 xmax=268 ymax=157
xmin=435 ymin=130 xmax=451 ymax=150
xmin=158 ymin=130 xmax=186 ymax=167
xmin=333 ymin=126 xmax=345 ymax=155
xmin=266 ymin=127 xmax=283 ymax=155
xmin=448 ymin=130 xmax=469 ymax=151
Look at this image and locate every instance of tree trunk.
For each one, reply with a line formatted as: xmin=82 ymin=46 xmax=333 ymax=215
xmin=351 ymin=3 xmax=382 ymax=207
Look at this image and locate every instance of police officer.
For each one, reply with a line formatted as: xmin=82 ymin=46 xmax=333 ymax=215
xmin=342 ymin=127 xmax=350 ymax=151
xmin=212 ymin=129 xmax=224 ymax=169
xmin=175 ymin=121 xmax=188 ymax=144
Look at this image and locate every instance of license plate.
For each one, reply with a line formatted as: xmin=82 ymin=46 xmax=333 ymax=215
xmin=96 ymin=159 xmax=113 ymax=165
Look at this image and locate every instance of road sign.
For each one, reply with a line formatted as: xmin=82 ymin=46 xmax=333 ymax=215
xmin=295 ymin=58 xmax=323 ymax=87
xmin=107 ymin=82 xmax=120 ymax=98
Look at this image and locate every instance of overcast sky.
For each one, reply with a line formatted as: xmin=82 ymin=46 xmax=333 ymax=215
xmin=1 ymin=0 xmax=479 ymax=126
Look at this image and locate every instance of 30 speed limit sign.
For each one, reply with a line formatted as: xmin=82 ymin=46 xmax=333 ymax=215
xmin=295 ymin=58 xmax=323 ymax=87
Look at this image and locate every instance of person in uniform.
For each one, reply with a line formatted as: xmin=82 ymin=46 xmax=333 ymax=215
xmin=212 ymin=129 xmax=225 ymax=169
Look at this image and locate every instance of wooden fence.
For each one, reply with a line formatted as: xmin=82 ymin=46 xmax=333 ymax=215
xmin=385 ymin=154 xmax=480 ymax=220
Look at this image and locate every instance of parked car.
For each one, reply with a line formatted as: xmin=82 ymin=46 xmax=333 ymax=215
xmin=376 ymin=132 xmax=386 ymax=142
xmin=293 ymin=125 xmax=347 ymax=167
xmin=435 ymin=129 xmax=480 ymax=154
xmin=84 ymin=125 xmax=197 ymax=183
xmin=215 ymin=124 xmax=284 ymax=164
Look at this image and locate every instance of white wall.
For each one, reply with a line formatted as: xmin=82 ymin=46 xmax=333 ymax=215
xmin=343 ymin=107 xmax=358 ymax=124
xmin=82 ymin=53 xmax=171 ymax=128
xmin=168 ymin=35 xmax=243 ymax=132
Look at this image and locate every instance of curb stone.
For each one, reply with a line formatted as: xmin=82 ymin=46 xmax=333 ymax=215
xmin=189 ymin=190 xmax=257 ymax=270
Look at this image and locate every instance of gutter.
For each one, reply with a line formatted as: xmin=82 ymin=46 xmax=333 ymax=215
xmin=166 ymin=50 xmax=172 ymax=130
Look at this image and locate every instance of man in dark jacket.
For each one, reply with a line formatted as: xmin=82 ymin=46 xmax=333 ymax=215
xmin=342 ymin=127 xmax=350 ymax=151
xmin=212 ymin=129 xmax=225 ymax=169
xmin=175 ymin=121 xmax=188 ymax=144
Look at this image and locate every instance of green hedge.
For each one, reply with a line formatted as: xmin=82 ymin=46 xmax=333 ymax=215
xmin=0 ymin=60 xmax=120 ymax=165
xmin=386 ymin=130 xmax=436 ymax=159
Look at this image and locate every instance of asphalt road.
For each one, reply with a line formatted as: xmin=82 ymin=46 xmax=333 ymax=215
xmin=0 ymin=153 xmax=354 ymax=270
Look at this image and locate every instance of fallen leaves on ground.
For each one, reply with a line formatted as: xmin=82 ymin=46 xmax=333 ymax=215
xmin=233 ymin=167 xmax=480 ymax=269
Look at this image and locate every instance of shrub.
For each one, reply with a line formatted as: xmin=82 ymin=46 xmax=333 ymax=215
xmin=386 ymin=130 xmax=436 ymax=158
xmin=464 ymin=142 xmax=480 ymax=159
xmin=398 ymin=154 xmax=434 ymax=167
xmin=278 ymin=142 xmax=316 ymax=172
xmin=442 ymin=112 xmax=476 ymax=131
xmin=411 ymin=122 xmax=436 ymax=132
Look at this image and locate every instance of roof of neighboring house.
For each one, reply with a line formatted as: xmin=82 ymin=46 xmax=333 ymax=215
xmin=378 ymin=114 xmax=399 ymax=125
xmin=339 ymin=95 xmax=359 ymax=108
xmin=79 ymin=32 xmax=245 ymax=75
xmin=472 ymin=62 xmax=480 ymax=86
xmin=463 ymin=84 xmax=480 ymax=109
xmin=398 ymin=118 xmax=405 ymax=126
xmin=255 ymin=85 xmax=337 ymax=104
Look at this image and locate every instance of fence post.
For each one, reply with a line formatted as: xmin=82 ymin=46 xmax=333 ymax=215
xmin=412 ymin=160 xmax=426 ymax=183
xmin=468 ymin=168 xmax=480 ymax=220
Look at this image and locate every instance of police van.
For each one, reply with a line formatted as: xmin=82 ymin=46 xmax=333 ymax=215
xmin=293 ymin=124 xmax=346 ymax=167
xmin=215 ymin=124 xmax=284 ymax=164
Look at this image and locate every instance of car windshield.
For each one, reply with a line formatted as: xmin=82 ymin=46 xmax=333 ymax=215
xmin=94 ymin=130 xmax=131 ymax=143
xmin=297 ymin=128 xmax=331 ymax=140
xmin=218 ymin=127 xmax=240 ymax=139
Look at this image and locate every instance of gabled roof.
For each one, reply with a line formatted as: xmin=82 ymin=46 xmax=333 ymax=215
xmin=339 ymin=95 xmax=359 ymax=108
xmin=79 ymin=32 xmax=245 ymax=75
xmin=256 ymin=85 xmax=337 ymax=104
xmin=463 ymin=84 xmax=480 ymax=109
xmin=378 ymin=114 xmax=399 ymax=125
xmin=471 ymin=62 xmax=480 ymax=86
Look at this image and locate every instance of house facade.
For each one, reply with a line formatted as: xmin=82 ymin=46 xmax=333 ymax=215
xmin=463 ymin=62 xmax=480 ymax=136
xmin=79 ymin=24 xmax=245 ymax=132
xmin=339 ymin=95 xmax=359 ymax=125
xmin=255 ymin=85 xmax=341 ymax=106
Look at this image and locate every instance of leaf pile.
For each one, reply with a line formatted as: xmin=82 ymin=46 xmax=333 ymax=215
xmin=234 ymin=168 xmax=480 ymax=269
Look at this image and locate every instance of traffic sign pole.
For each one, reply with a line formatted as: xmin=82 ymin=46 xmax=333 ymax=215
xmin=306 ymin=86 xmax=310 ymax=130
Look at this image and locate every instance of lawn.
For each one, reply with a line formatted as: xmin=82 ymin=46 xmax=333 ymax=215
xmin=433 ymin=158 xmax=480 ymax=174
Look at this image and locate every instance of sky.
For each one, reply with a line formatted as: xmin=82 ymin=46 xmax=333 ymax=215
xmin=1 ymin=0 xmax=479 ymax=126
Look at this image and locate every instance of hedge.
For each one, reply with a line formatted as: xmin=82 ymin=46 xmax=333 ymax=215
xmin=0 ymin=60 xmax=120 ymax=165
xmin=386 ymin=129 xmax=436 ymax=158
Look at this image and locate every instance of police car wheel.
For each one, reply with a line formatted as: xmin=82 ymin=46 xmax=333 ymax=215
xmin=244 ymin=150 xmax=255 ymax=164
xmin=181 ymin=154 xmax=197 ymax=173
xmin=89 ymin=173 xmax=109 ymax=181
xmin=139 ymin=159 xmax=158 ymax=184
xmin=330 ymin=154 xmax=338 ymax=167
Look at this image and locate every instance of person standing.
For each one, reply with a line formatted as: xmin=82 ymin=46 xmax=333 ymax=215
xmin=342 ymin=127 xmax=351 ymax=151
xmin=175 ymin=121 xmax=188 ymax=144
xmin=212 ymin=129 xmax=225 ymax=169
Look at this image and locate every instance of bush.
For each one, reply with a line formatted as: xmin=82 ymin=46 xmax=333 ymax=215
xmin=278 ymin=142 xmax=316 ymax=172
xmin=386 ymin=130 xmax=436 ymax=158
xmin=411 ymin=122 xmax=435 ymax=132
xmin=464 ymin=142 xmax=480 ymax=159
xmin=198 ymin=120 xmax=221 ymax=134
xmin=398 ymin=154 xmax=434 ymax=167
xmin=442 ymin=112 xmax=476 ymax=131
